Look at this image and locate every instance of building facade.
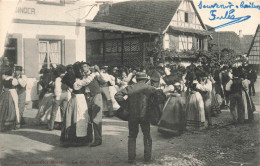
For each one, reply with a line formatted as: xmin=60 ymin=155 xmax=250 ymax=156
xmin=5 ymin=0 xmax=98 ymax=78
xmin=248 ymin=24 xmax=260 ymax=73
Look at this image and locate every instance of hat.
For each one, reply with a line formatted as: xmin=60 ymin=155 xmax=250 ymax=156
xmin=150 ymin=70 xmax=160 ymax=82
xmin=15 ymin=66 xmax=23 ymax=71
xmin=136 ymin=72 xmax=148 ymax=80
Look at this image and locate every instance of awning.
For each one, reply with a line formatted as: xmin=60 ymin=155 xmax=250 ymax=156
xmin=85 ymin=21 xmax=158 ymax=34
xmin=168 ymin=26 xmax=212 ymax=36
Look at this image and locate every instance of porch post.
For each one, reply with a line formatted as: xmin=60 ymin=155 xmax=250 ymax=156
xmin=102 ymin=32 xmax=105 ymax=63
xmin=121 ymin=33 xmax=124 ymax=65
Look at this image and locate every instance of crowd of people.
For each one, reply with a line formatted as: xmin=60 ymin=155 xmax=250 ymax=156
xmin=0 ymin=58 xmax=257 ymax=163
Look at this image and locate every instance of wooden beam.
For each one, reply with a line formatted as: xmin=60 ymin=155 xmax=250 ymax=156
xmin=121 ymin=33 xmax=124 ymax=65
xmin=102 ymin=32 xmax=105 ymax=63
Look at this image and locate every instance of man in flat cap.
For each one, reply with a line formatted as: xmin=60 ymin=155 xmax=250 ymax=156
xmin=14 ymin=65 xmax=27 ymax=126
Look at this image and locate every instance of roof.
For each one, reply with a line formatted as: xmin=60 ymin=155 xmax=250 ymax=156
xmin=210 ymin=31 xmax=242 ymax=55
xmin=248 ymin=24 xmax=260 ymax=56
xmin=240 ymin=35 xmax=254 ymax=54
xmin=85 ymin=21 xmax=158 ymax=34
xmin=169 ymin=26 xmax=211 ymax=36
xmin=93 ymin=0 xmax=182 ymax=33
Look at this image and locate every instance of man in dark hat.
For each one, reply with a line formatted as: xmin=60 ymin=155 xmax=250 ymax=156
xmin=226 ymin=67 xmax=244 ymax=124
xmin=14 ymin=65 xmax=27 ymax=126
xmin=115 ymin=72 xmax=166 ymax=164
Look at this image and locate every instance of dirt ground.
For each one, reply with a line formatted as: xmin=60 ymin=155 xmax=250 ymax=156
xmin=1 ymin=79 xmax=260 ymax=166
xmin=1 ymin=108 xmax=259 ymax=166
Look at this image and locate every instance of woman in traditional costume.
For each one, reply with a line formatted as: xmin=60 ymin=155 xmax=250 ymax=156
xmin=210 ymin=75 xmax=221 ymax=117
xmin=35 ymin=68 xmax=55 ymax=125
xmin=158 ymin=82 xmax=186 ymax=135
xmin=0 ymin=67 xmax=20 ymax=131
xmin=241 ymin=74 xmax=255 ymax=122
xmin=60 ymin=62 xmax=90 ymax=147
xmin=186 ymin=82 xmax=206 ymax=130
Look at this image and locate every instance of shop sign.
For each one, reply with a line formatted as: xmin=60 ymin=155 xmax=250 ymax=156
xmin=16 ymin=7 xmax=36 ymax=15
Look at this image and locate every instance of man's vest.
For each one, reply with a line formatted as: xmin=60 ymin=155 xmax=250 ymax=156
xmin=230 ymin=78 xmax=242 ymax=94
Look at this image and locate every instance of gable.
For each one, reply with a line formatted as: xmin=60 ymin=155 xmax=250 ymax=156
xmin=248 ymin=25 xmax=260 ymax=57
xmin=248 ymin=25 xmax=260 ymax=64
xmin=168 ymin=0 xmax=204 ymax=31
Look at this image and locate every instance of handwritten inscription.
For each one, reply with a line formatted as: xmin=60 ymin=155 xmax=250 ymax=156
xmin=198 ymin=1 xmax=259 ymax=30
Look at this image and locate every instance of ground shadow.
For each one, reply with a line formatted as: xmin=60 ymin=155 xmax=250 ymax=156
xmin=3 ymin=130 xmax=60 ymax=146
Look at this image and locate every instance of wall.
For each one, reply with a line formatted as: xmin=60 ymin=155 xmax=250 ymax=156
xmin=9 ymin=23 xmax=82 ymax=78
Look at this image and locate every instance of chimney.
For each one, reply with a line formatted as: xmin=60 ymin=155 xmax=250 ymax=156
xmin=239 ymin=30 xmax=243 ymax=38
xmin=97 ymin=1 xmax=113 ymax=16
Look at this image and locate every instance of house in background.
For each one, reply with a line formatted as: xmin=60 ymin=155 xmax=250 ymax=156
xmin=239 ymin=30 xmax=254 ymax=56
xmin=248 ymin=24 xmax=260 ymax=73
xmin=87 ymin=0 xmax=210 ymax=67
xmin=209 ymin=31 xmax=242 ymax=55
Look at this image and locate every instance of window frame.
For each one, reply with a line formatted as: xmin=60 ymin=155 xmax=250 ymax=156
xmin=185 ymin=12 xmax=189 ymax=23
xmin=37 ymin=0 xmax=65 ymax=6
xmin=37 ymin=35 xmax=65 ymax=71
xmin=38 ymin=40 xmax=62 ymax=70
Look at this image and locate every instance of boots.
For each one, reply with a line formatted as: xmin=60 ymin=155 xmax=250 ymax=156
xmin=90 ymin=122 xmax=102 ymax=147
xmin=128 ymin=138 xmax=136 ymax=163
xmin=144 ymin=137 xmax=152 ymax=162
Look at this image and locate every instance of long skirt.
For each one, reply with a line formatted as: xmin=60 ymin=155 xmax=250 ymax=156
xmin=242 ymin=90 xmax=255 ymax=121
xmin=186 ymin=92 xmax=206 ymax=130
xmin=60 ymin=94 xmax=90 ymax=146
xmin=0 ymin=89 xmax=20 ymax=131
xmin=35 ymin=93 xmax=54 ymax=124
xmin=211 ymin=85 xmax=221 ymax=116
xmin=158 ymin=94 xmax=186 ymax=135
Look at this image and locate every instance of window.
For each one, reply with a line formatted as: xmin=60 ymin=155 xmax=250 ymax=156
xmin=197 ymin=38 xmax=204 ymax=50
xmin=105 ymin=40 xmax=121 ymax=53
xmin=104 ymin=38 xmax=140 ymax=53
xmin=90 ymin=41 xmax=103 ymax=55
xmin=249 ymin=56 xmax=260 ymax=64
xmin=179 ymin=35 xmax=192 ymax=50
xmin=185 ymin=12 xmax=189 ymax=23
xmin=39 ymin=40 xmax=61 ymax=70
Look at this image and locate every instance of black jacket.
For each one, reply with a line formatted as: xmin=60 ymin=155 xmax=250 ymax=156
xmin=115 ymin=81 xmax=166 ymax=121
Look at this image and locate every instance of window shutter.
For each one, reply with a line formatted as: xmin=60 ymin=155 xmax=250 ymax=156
xmin=24 ymin=39 xmax=38 ymax=78
xmin=65 ymin=39 xmax=76 ymax=65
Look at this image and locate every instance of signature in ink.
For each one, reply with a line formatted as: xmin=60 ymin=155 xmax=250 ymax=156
xmin=198 ymin=1 xmax=234 ymax=9
xmin=197 ymin=1 xmax=258 ymax=30
xmin=208 ymin=9 xmax=251 ymax=31
xmin=240 ymin=1 xmax=260 ymax=10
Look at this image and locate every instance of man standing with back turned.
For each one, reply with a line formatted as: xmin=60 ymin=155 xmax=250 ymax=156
xmin=115 ymin=72 xmax=165 ymax=163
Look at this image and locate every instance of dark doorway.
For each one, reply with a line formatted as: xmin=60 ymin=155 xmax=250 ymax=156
xmin=4 ymin=38 xmax=17 ymax=67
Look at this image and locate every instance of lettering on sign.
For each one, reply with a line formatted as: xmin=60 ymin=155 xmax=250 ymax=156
xmin=16 ymin=7 xmax=36 ymax=15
